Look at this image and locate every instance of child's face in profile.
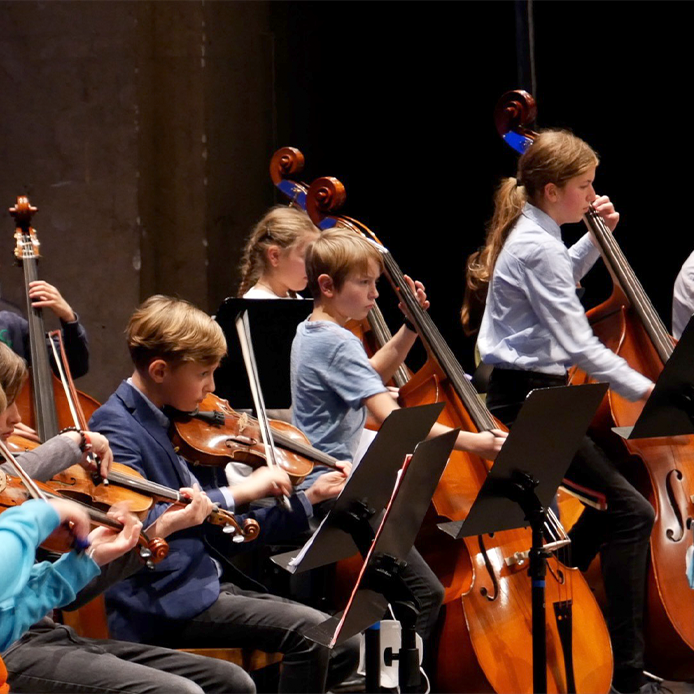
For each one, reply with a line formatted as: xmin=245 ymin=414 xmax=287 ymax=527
xmin=332 ymin=259 xmax=381 ymax=322
xmin=0 ymin=401 xmax=21 ymax=440
xmin=274 ymin=232 xmax=320 ymax=294
xmin=160 ymin=360 xmax=220 ymax=412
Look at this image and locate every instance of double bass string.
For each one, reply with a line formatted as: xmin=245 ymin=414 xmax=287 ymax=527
xmin=585 ymin=207 xmax=672 ymax=360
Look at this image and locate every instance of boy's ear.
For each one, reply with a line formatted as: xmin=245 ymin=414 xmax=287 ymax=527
xmin=148 ymin=358 xmax=169 ymax=384
xmin=267 ymin=245 xmax=281 ymax=267
xmin=317 ymin=273 xmax=335 ymax=297
xmin=544 ymin=182 xmax=559 ymax=202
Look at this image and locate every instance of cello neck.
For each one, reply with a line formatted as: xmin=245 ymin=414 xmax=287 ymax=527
xmin=364 ymin=304 xmax=410 ymax=388
xmin=583 ymin=207 xmax=672 ymax=363
xmin=12 ymin=204 xmax=60 ymax=441
xmin=377 ymin=244 xmax=497 ymax=433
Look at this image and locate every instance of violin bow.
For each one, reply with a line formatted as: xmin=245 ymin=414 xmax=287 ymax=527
xmin=47 ymin=331 xmax=105 ymax=482
xmin=235 ymin=310 xmax=292 ymax=511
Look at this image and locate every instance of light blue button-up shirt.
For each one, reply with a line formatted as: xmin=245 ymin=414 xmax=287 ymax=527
xmin=672 ymin=250 xmax=694 ymax=340
xmin=478 ymin=203 xmax=652 ymax=402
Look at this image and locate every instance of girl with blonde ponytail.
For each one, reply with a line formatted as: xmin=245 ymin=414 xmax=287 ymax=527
xmin=470 ymin=129 xmax=660 ymax=694
xmin=237 ymin=206 xmax=320 ymax=299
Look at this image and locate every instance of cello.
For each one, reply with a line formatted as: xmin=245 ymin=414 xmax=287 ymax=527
xmin=303 ymin=176 xmax=612 ymax=693
xmin=496 ymin=89 xmax=694 ymax=680
xmin=8 ymin=197 xmax=100 ymax=440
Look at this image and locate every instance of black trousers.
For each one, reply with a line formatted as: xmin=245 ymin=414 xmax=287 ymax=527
xmin=486 ymin=368 xmax=655 ymax=676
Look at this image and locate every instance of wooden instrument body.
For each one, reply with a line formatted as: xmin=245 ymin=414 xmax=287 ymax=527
xmin=16 ymin=374 xmax=100 ymax=434
xmin=571 ymin=289 xmax=694 ymax=679
xmin=170 ymin=392 xmax=319 ymax=485
xmin=402 ymin=358 xmax=612 ymax=693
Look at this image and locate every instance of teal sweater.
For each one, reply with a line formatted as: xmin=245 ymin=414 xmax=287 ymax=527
xmin=0 ymin=499 xmax=100 ymax=651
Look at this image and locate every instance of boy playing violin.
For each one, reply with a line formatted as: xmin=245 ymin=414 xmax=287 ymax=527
xmin=0 ymin=342 xmax=254 ymax=694
xmin=89 ymin=294 xmax=359 ymax=694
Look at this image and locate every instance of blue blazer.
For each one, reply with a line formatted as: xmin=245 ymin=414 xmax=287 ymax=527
xmin=89 ymin=380 xmax=311 ymax=643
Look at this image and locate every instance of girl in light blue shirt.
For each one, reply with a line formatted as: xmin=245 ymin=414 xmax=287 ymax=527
xmin=463 ymin=129 xmax=656 ymax=694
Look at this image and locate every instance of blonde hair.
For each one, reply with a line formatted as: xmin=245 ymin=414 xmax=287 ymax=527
xmin=0 ymin=342 xmax=28 ymax=410
xmin=237 ymin=206 xmax=319 ymax=297
xmin=461 ymin=129 xmax=599 ymax=335
xmin=305 ymin=228 xmax=384 ymax=298
xmin=126 ymin=295 xmax=227 ymax=370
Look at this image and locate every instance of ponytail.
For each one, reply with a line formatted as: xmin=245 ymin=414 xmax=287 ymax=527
xmin=461 ymin=129 xmax=599 ymax=335
xmin=461 ymin=177 xmax=526 ymax=335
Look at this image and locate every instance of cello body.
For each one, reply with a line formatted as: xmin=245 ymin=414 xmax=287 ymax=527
xmin=15 ymin=374 xmax=100 ymax=434
xmin=401 ymin=360 xmax=612 ymax=693
xmin=571 ymin=288 xmax=694 ymax=679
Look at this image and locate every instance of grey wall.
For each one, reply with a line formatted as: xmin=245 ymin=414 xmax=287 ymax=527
xmin=0 ymin=1 xmax=275 ymax=402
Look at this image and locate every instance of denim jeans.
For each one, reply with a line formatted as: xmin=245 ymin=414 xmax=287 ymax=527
xmin=486 ymin=368 xmax=655 ymax=675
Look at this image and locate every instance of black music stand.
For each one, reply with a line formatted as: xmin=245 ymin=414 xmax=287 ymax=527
xmin=272 ymin=402 xmax=444 ymax=574
xmin=613 ymin=315 xmax=694 ymax=439
xmin=438 ymin=382 xmax=608 ymax=694
xmin=303 ymin=431 xmax=459 ymax=693
xmin=213 ymin=297 xmax=311 ymax=409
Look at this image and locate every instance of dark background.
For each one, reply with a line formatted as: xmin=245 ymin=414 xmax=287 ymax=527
xmin=0 ymin=1 xmax=688 ymax=399
xmin=271 ymin=1 xmax=690 ymax=375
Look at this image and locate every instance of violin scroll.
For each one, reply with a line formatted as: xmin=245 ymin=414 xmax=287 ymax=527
xmin=494 ymin=89 xmax=537 ymax=154
xmin=208 ymin=506 xmax=260 ymax=543
xmin=141 ymin=536 xmax=169 ymax=565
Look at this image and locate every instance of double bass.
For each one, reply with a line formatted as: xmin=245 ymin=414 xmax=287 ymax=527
xmin=496 ymin=89 xmax=694 ymax=680
xmin=8 ymin=197 xmax=100 ymax=440
xmin=302 ymin=174 xmax=613 ymax=693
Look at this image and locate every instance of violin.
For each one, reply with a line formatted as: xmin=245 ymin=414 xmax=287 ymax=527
xmin=270 ymin=147 xmax=410 ymax=388
xmin=0 ymin=440 xmax=168 ymax=567
xmin=47 ymin=461 xmax=259 ymax=542
xmin=496 ymin=88 xmax=694 ymax=680
xmin=169 ymin=392 xmax=340 ymax=486
xmin=8 ymin=197 xmax=100 ymax=440
xmin=304 ymin=175 xmax=613 ymax=693
xmin=32 ymin=323 xmax=260 ymax=544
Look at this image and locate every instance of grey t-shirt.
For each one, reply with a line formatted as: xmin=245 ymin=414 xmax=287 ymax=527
xmin=290 ymin=320 xmax=386 ymax=466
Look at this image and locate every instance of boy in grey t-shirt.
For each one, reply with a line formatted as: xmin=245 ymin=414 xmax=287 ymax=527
xmin=290 ymin=228 xmax=507 ymax=647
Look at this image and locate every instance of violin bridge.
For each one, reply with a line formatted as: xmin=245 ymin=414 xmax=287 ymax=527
xmin=238 ymin=413 xmax=249 ymax=434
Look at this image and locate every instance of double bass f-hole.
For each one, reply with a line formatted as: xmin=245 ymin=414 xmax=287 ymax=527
xmin=665 ymin=468 xmax=691 ymax=542
xmin=477 ymin=534 xmax=500 ymax=602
